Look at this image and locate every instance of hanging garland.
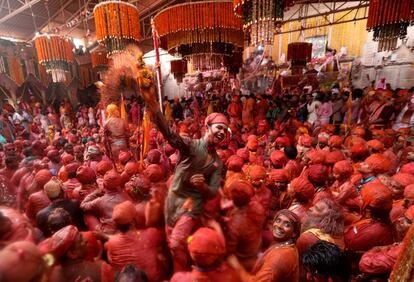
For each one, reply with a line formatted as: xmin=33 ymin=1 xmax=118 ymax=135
xmin=34 ymin=34 xmax=74 ymax=83
xmin=154 ymin=1 xmax=243 ymax=71
xmin=93 ymin=1 xmax=141 ymax=56
xmin=366 ymin=0 xmax=413 ymax=51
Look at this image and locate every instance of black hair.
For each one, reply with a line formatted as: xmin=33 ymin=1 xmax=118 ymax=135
xmin=23 ymin=147 xmax=33 ymax=157
xmin=5 ymin=155 xmax=18 ymax=165
xmin=284 ymin=146 xmax=297 ymax=160
xmin=114 ymin=265 xmax=148 ymax=282
xmin=47 ymin=208 xmax=72 ymax=234
xmin=302 ymin=240 xmax=350 ymax=281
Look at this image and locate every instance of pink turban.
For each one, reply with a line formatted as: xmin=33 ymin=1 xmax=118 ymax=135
xmin=204 ymin=113 xmax=229 ymax=127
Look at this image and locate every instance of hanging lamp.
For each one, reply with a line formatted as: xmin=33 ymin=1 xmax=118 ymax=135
xmin=367 ymin=0 xmax=413 ymax=51
xmin=34 ymin=34 xmax=74 ymax=83
xmin=233 ymin=0 xmax=294 ymax=46
xmin=153 ymin=1 xmax=243 ymax=71
xmin=93 ymin=1 xmax=140 ymax=56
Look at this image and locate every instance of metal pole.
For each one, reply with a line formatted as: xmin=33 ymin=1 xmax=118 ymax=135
xmin=151 ymin=17 xmax=163 ymax=112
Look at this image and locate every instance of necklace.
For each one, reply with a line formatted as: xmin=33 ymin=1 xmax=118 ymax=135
xmin=273 ymin=240 xmax=295 ymax=248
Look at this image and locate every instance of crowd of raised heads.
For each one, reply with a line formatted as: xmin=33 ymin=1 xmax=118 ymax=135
xmin=0 ymin=83 xmax=414 ymax=282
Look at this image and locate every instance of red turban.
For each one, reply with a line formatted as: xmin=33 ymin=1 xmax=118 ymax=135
xmin=329 ymin=135 xmax=343 ymax=148
xmin=228 ymin=179 xmax=254 ymax=206
xmin=34 ymin=169 xmax=52 ymax=187
xmin=325 ymin=151 xmax=345 ymax=165
xmin=103 ymin=170 xmax=122 ymax=190
xmin=236 ymin=148 xmax=250 ymax=162
xmin=270 ymin=150 xmax=288 ymax=167
xmin=392 ymin=173 xmax=414 ymax=188
xmin=300 ymin=135 xmax=313 ymax=147
xmin=246 ymin=135 xmax=258 ymax=151
xmin=400 ymin=163 xmax=414 ymax=175
xmin=361 ymin=181 xmax=393 ymax=210
xmin=65 ymin=162 xmax=79 ymax=175
xmin=333 ymin=160 xmax=354 ymax=178
xmin=350 ymin=144 xmax=369 ymax=159
xmin=81 ymin=231 xmax=101 ymax=262
xmin=204 ymin=113 xmax=229 ymax=127
xmin=352 ymin=127 xmax=366 ymax=137
xmin=125 ymin=161 xmax=140 ymax=176
xmin=144 ymin=164 xmax=164 ymax=183
xmin=227 ymin=155 xmax=244 ymax=172
xmin=275 ymin=136 xmax=291 ymax=147
xmin=404 ymin=184 xmax=414 ymax=201
xmin=269 ymin=169 xmax=289 ymax=182
xmin=125 ymin=174 xmax=151 ymax=197
xmin=291 ymin=176 xmax=315 ymax=202
xmin=96 ymin=160 xmax=113 ymax=176
xmin=119 ymin=151 xmax=131 ymax=164
xmin=307 ymin=164 xmax=329 ymax=185
xmin=306 ymin=150 xmax=326 ymax=165
xmin=47 ymin=150 xmax=59 ymax=160
xmin=61 ymin=154 xmax=75 ymax=165
xmin=365 ymin=154 xmax=391 ymax=174
xmin=73 ymin=145 xmax=83 ymax=153
xmin=112 ymin=201 xmax=136 ymax=225
xmin=188 ymin=227 xmax=225 ymax=258
xmin=367 ymin=140 xmax=385 ymax=151
xmin=39 ymin=225 xmax=79 ymax=258
xmin=247 ymin=165 xmax=267 ymax=181
xmin=146 ymin=149 xmax=161 ymax=164
xmin=76 ymin=166 xmax=96 ymax=184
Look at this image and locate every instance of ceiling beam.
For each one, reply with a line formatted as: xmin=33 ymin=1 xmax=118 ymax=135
xmin=0 ymin=0 xmax=41 ymax=24
xmin=37 ymin=0 xmax=74 ymax=31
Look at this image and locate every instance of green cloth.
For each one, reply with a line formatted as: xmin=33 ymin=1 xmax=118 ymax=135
xmin=153 ymin=111 xmax=223 ymax=226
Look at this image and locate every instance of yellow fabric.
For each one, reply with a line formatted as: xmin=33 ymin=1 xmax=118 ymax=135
xmin=140 ymin=110 xmax=151 ymax=170
xmin=306 ymin=228 xmax=345 ymax=249
xmin=106 ymin=104 xmax=120 ymax=119
xmin=120 ymin=95 xmax=128 ymax=123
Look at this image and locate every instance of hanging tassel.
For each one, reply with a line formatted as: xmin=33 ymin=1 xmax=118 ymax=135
xmin=120 ymin=94 xmax=128 ymax=123
xmin=140 ymin=109 xmax=151 ymax=170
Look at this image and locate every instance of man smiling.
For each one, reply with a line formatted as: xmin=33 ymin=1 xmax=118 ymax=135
xmin=140 ymin=85 xmax=229 ymax=272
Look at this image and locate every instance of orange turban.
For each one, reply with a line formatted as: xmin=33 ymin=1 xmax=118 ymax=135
xmin=246 ymin=135 xmax=258 ymax=151
xmin=364 ymin=154 xmax=391 ymax=174
xmin=125 ymin=161 xmax=140 ymax=176
xmin=333 ymin=160 xmax=354 ymax=178
xmin=61 ymin=154 xmax=75 ymax=165
xmin=270 ymin=150 xmax=288 ymax=167
xmin=350 ymin=144 xmax=369 ymax=159
xmin=307 ymin=164 xmax=329 ymax=185
xmin=329 ymin=135 xmax=343 ymax=148
xmin=392 ymin=173 xmax=414 ymax=188
xmin=269 ymin=169 xmax=289 ymax=182
xmin=291 ymin=176 xmax=315 ymax=202
xmin=76 ymin=166 xmax=96 ymax=184
xmin=306 ymin=150 xmax=326 ymax=165
xmin=400 ymin=163 xmax=414 ymax=175
xmin=188 ymin=227 xmax=225 ymax=257
xmin=65 ymin=162 xmax=79 ymax=175
xmin=227 ymin=155 xmax=244 ymax=172
xmin=367 ymin=140 xmax=385 ymax=151
xmin=204 ymin=113 xmax=229 ymax=127
xmin=352 ymin=127 xmax=365 ymax=137
xmin=228 ymin=179 xmax=254 ymax=206
xmin=236 ymin=148 xmax=250 ymax=162
xmin=247 ymin=165 xmax=267 ymax=181
xmin=404 ymin=184 xmax=414 ymax=201
xmin=112 ymin=201 xmax=137 ymax=225
xmin=96 ymin=160 xmax=113 ymax=176
xmin=361 ymin=181 xmax=392 ymax=210
xmin=34 ymin=169 xmax=52 ymax=187
xmin=144 ymin=164 xmax=164 ymax=183
xmin=325 ymin=151 xmax=345 ymax=165
xmin=103 ymin=170 xmax=122 ymax=190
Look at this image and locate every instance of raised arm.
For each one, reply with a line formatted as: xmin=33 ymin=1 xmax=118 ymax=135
xmin=140 ymin=83 xmax=189 ymax=153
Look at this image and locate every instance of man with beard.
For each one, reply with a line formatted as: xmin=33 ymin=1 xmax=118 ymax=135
xmin=140 ymin=85 xmax=230 ymax=272
xmin=227 ymin=209 xmax=300 ymax=282
xmin=296 ymin=198 xmax=345 ymax=255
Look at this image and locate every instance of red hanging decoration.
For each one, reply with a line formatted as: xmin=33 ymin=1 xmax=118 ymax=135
xmin=366 ymin=0 xmax=413 ymax=51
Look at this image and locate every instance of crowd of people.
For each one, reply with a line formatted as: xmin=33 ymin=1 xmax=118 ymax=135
xmin=0 ymin=79 xmax=414 ymax=282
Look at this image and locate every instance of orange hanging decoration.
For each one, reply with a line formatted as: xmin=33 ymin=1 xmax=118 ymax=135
xmin=34 ymin=34 xmax=74 ymax=83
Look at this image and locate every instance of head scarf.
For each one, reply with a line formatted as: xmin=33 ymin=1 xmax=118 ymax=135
xmin=269 ymin=169 xmax=289 ymax=182
xmin=227 ymin=155 xmax=244 ymax=172
xmin=270 ymin=150 xmax=288 ymax=167
xmin=76 ymin=166 xmax=96 ymax=184
xmin=34 ymin=169 xmax=53 ymax=188
xmin=228 ymin=179 xmax=255 ymax=206
xmin=103 ymin=170 xmax=122 ymax=190
xmin=96 ymin=160 xmax=113 ymax=176
xmin=325 ymin=151 xmax=345 ymax=166
xmin=367 ymin=140 xmax=385 ymax=151
xmin=400 ymin=163 xmax=414 ymax=175
xmin=333 ymin=160 xmax=354 ymax=178
xmin=329 ymin=135 xmax=343 ymax=148
xmin=306 ymin=150 xmax=326 ymax=165
xmin=291 ymin=176 xmax=315 ymax=202
xmin=247 ymin=165 xmax=267 ymax=181
xmin=364 ymin=154 xmax=391 ymax=174
xmin=204 ymin=113 xmax=229 ymax=127
xmin=392 ymin=173 xmax=414 ymax=188
xmin=188 ymin=227 xmax=225 ymax=256
xmin=307 ymin=164 xmax=329 ymax=185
